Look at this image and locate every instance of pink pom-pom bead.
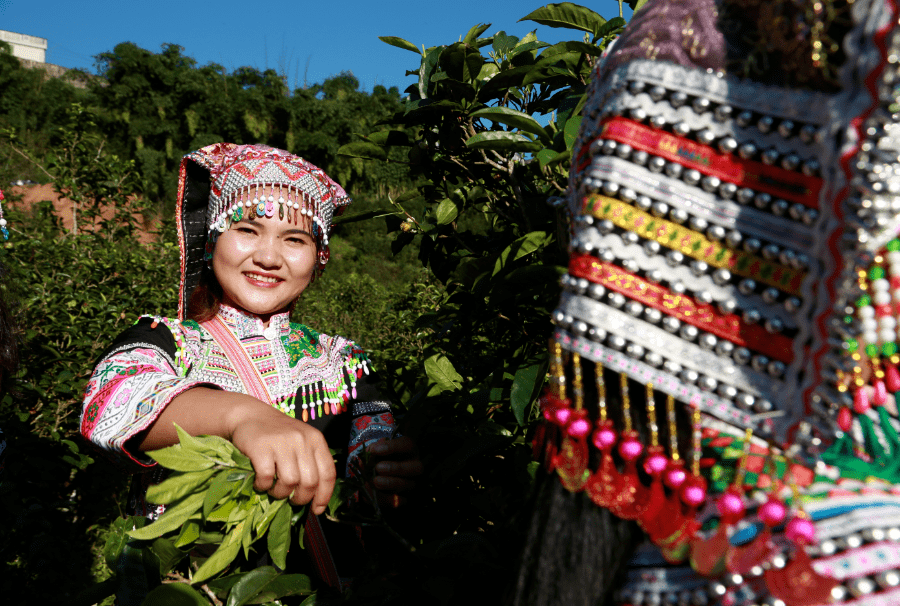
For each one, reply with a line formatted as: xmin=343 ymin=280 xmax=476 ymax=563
xmin=618 ymin=438 xmax=643 ymax=462
xmin=838 ymin=406 xmax=852 ymax=432
xmin=681 ymin=482 xmax=706 ymax=507
xmin=875 ymin=380 xmax=888 ymax=406
xmin=567 ymin=418 xmax=591 ymax=438
xmin=854 ymin=387 xmax=871 ymax=414
xmin=664 ymin=466 xmax=687 ymax=490
xmin=888 ymin=364 xmax=900 ymax=392
xmin=785 ymin=517 xmax=816 ymax=545
xmin=717 ymin=491 xmax=745 ymax=521
xmin=554 ymin=407 xmax=572 ymax=425
xmin=643 ymin=453 xmax=668 ymax=476
xmin=593 ymin=427 xmax=617 ymax=450
xmin=759 ymin=498 xmax=787 ymax=526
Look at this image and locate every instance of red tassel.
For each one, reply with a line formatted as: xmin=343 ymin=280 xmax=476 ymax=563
xmin=887 ymin=363 xmax=900 ymax=392
xmin=854 ymin=387 xmax=870 ymax=413
xmin=765 ymin=549 xmax=837 ymax=605
xmin=637 ymin=446 xmax=668 ymax=534
xmin=838 ymin=406 xmax=852 ymax=432
xmin=555 ymin=410 xmax=590 ymax=492
xmin=609 ymin=430 xmax=648 ymax=520
xmin=585 ymin=420 xmax=619 ymax=508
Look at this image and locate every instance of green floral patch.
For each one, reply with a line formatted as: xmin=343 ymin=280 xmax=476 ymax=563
xmin=282 ymin=323 xmax=322 ymax=367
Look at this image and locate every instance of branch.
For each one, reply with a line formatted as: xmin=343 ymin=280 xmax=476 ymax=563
xmin=6 ymin=141 xmax=55 ymax=181
xmin=479 ymin=150 xmax=506 ymax=172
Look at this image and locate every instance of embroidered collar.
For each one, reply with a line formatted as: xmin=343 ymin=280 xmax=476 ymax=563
xmin=216 ymin=304 xmax=290 ymax=341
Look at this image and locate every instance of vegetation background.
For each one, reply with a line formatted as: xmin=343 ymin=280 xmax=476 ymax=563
xmin=0 ymin=2 xmax=638 ymax=603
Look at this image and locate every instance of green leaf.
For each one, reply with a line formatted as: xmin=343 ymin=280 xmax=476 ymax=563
xmin=224 ymin=567 xmax=313 ymax=606
xmin=564 ymin=115 xmax=581 ymax=150
xmin=150 ymin=537 xmax=187 ymax=575
xmin=492 ymin=31 xmax=519 ymax=57
xmin=424 ymin=354 xmax=464 ymax=395
xmin=462 ymin=23 xmax=491 ymax=46
xmin=465 ymin=131 xmax=542 ymax=153
xmin=435 ymin=199 xmax=459 ymax=226
xmin=378 ymin=36 xmax=421 ymax=55
xmin=128 ymin=491 xmax=206 ymax=541
xmin=267 ymin=501 xmax=292 ymax=570
xmin=511 ymin=361 xmax=548 ymax=425
xmin=147 ymin=445 xmax=216 ymax=473
xmin=255 ymin=497 xmax=286 ymax=537
xmin=419 ymin=46 xmax=442 ymax=99
xmin=536 ymin=148 xmax=569 ymax=168
xmin=141 ymin=583 xmax=208 ymax=606
xmin=208 ymin=498 xmax=239 ymax=523
xmin=629 ymin=0 xmax=651 ymax=13
xmin=519 ymin=2 xmax=607 ymax=36
xmin=492 ymin=231 xmax=553 ymax=276
xmin=174 ymin=518 xmax=201 ymax=548
xmin=336 ymin=142 xmax=387 ymax=162
xmin=174 ymin=424 xmax=222 ymax=457
xmin=193 ymin=521 xmax=245 ymax=584
xmin=145 ymin=468 xmax=216 ymax=505
xmin=470 ymin=107 xmax=551 ymax=144
xmin=104 ymin=516 xmax=145 ymax=571
xmin=204 ymin=469 xmax=237 ymax=518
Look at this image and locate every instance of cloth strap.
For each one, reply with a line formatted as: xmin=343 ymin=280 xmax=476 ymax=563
xmin=201 ymin=316 xmax=342 ymax=590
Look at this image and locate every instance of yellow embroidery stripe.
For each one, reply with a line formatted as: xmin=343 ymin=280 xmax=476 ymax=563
xmin=583 ymin=195 xmax=805 ymax=295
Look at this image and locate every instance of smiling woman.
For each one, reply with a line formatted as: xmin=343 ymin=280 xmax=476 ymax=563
xmin=79 ymin=143 xmax=422 ymax=602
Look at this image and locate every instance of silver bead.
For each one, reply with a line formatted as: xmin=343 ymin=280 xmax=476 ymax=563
xmin=725 ymin=230 xmax=743 ymax=247
xmin=629 ymin=107 xmax=647 ymax=122
xmin=622 ymin=231 xmax=639 ymax=245
xmin=802 ymin=159 xmax=821 ymax=176
xmin=573 ymin=320 xmax=589 ymax=335
xmin=762 ymin=148 xmax=780 ymax=165
xmin=692 ymin=97 xmax=711 ymax=113
xmin=695 ymin=290 xmax=713 ymax=304
xmin=670 ymin=281 xmax=686 ymax=294
xmin=662 ymin=316 xmax=681 ymax=332
xmin=714 ymin=105 xmax=733 ymax=122
xmin=757 ymin=115 xmax=774 ymax=133
xmin=769 ymin=554 xmax=787 ymax=569
xmin=718 ymin=384 xmax=738 ymax=399
xmin=799 ymin=123 xmax=817 ymax=142
xmin=631 ymin=150 xmax=649 ymax=165
xmin=673 ymin=122 xmax=691 ymax=136
xmin=718 ymin=137 xmax=738 ymax=154
xmin=795 ymin=253 xmax=810 ymax=269
xmin=552 ymin=310 xmax=566 ymax=325
xmin=734 ymin=347 xmax=751 ymax=365
xmin=602 ymin=181 xmax=620 ymax=196
xmin=789 ymin=203 xmax=806 ymax=220
xmin=699 ymin=333 xmax=717 ymax=349
xmin=830 ymin=586 xmax=848 ymax=602
xmin=574 ymin=278 xmax=590 ymax=294
xmin=697 ymin=129 xmax=716 ymax=145
xmin=862 ymin=527 xmax=886 ymax=542
xmin=664 ymin=161 xmax=684 ymax=179
xmin=818 ymin=539 xmax=837 ymax=555
xmin=736 ymin=111 xmax=754 ymax=127
xmin=615 ymin=143 xmax=633 ymax=158
xmin=718 ymin=299 xmax=738 ymax=314
xmin=602 ymin=139 xmax=617 ymax=155
xmin=784 ymin=296 xmax=801 ymax=312
xmin=651 ymin=201 xmax=670 ymax=217
xmin=707 ymin=225 xmax=726 ymax=241
xmin=736 ymin=188 xmax=755 ymax=204
xmin=648 ymin=156 xmax=666 ymax=173
xmin=644 ymin=240 xmax=662 ymax=255
xmin=598 ymin=248 xmax=616 ymax=262
xmin=597 ymin=219 xmax=615 ymax=234
xmin=735 ymin=393 xmax=754 ymax=409
xmin=689 ymin=216 xmax=708 ymax=231
xmin=644 ymin=307 xmax=662 ymax=323
xmin=744 ymin=238 xmax=761 ymax=253
xmin=889 ymin=527 xmax=900 ymax=541
xmin=588 ymin=283 xmax=606 ymax=299
xmin=663 ymin=360 xmax=683 ymax=374
xmin=683 ymin=169 xmax=702 ymax=185
xmin=625 ymin=343 xmax=646 ymax=358
xmin=738 ymin=279 xmax=757 ymax=294
xmin=589 ymin=139 xmax=606 ymax=156
xmin=650 ymin=114 xmax=667 ymax=129
xmin=765 ymin=318 xmax=784 ymax=333
xmin=719 ymin=182 xmax=738 ymax=199
xmin=754 ymin=192 xmax=772 ymax=209
xmin=738 ymin=143 xmax=758 ymax=159
xmin=768 ymin=360 xmax=785 ymax=376
xmin=669 ymin=208 xmax=688 ymax=224
xmin=802 ymin=208 xmax=819 ymax=225
xmin=588 ymin=327 xmax=607 ymax=341
xmin=645 ymin=269 xmax=663 ymax=283
xmin=649 ymin=85 xmax=667 ymax=101
xmin=607 ymin=334 xmax=626 ymax=350
xmin=709 ymin=583 xmax=727 ymax=598
xmin=669 ymin=91 xmax=688 ymax=108
xmin=754 ymin=398 xmax=773 ymax=412
xmin=666 ymin=251 xmax=685 ymax=266
xmin=608 ymin=292 xmax=626 ymax=308
xmin=636 ymin=195 xmax=653 ymax=211
xmin=875 ymin=570 xmax=900 ymax=588
xmin=744 ymin=309 xmax=762 ymax=324
xmin=780 ymin=249 xmax=797 ymax=268
xmin=771 ymin=199 xmax=790 ymax=216
xmin=691 ymin=260 xmax=709 ymax=276
xmin=849 ymin=578 xmax=876 ymax=597
xmin=759 ymin=288 xmax=779 ymax=304
xmin=701 ymin=176 xmax=721 ymax=192
xmin=680 ymin=369 xmax=699 ymax=383
xmin=679 ymin=325 xmax=699 ymax=340
xmin=713 ymin=268 xmax=732 ymax=285
xmin=839 ymin=534 xmax=864 ymax=549
xmin=645 ymin=352 xmax=664 ymax=367
xmin=619 ymin=187 xmax=637 ymax=202
xmin=625 ymin=301 xmax=643 ymax=316
xmin=762 ymin=244 xmax=780 ymax=260
xmin=628 ymin=80 xmax=646 ymax=94
xmin=778 ymin=120 xmax=795 ymax=137
xmin=781 ymin=154 xmax=800 ymax=171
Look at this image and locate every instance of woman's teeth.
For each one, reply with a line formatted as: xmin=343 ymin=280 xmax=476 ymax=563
xmin=246 ymin=273 xmax=279 ymax=283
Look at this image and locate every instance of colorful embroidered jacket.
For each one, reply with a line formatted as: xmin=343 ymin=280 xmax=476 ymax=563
xmin=80 ymin=304 xmax=396 ymax=516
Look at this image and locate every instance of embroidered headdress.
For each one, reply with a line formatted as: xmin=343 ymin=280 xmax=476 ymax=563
xmin=176 ymin=143 xmax=351 ymax=318
xmin=535 ymin=0 xmax=900 ymax=603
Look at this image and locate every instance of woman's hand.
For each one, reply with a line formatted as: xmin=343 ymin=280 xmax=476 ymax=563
xmin=368 ymin=436 xmax=423 ymax=508
xmin=228 ymin=402 xmax=336 ymax=515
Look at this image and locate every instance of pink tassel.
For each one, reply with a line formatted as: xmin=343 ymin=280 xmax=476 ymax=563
xmin=887 ymin=364 xmax=900 ymax=392
xmin=854 ymin=387 xmax=871 ymax=414
xmin=875 ymin=380 xmax=888 ymax=406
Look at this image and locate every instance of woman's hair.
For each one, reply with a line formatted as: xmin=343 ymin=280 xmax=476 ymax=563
xmin=186 ymin=264 xmax=223 ymax=323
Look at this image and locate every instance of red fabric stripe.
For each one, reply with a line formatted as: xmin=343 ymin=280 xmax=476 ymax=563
xmin=568 ymin=254 xmax=794 ymax=363
xmin=598 ymin=117 xmax=822 ymax=207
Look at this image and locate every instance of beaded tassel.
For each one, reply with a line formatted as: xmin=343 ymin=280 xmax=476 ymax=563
xmin=609 ymin=373 xmax=648 ymax=520
xmin=638 ymin=382 xmax=668 ymax=533
xmin=555 ymin=353 xmax=590 ymax=491
xmin=586 ymin=361 xmax=620 ymax=508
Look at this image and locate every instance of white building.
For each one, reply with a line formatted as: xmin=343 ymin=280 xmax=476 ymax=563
xmin=0 ymin=30 xmax=47 ymax=63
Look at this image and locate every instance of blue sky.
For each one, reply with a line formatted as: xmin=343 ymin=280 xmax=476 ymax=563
xmin=0 ymin=0 xmax=630 ymax=92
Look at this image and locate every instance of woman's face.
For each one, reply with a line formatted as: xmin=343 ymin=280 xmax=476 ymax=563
xmin=212 ymin=212 xmax=317 ymax=323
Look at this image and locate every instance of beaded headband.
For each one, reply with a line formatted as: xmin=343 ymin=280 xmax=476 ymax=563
xmin=535 ymin=0 xmax=900 ymax=604
xmin=175 ymin=143 xmax=351 ymax=319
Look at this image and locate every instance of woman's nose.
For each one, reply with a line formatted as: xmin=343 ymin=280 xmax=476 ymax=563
xmin=252 ymin=239 xmax=282 ymax=268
